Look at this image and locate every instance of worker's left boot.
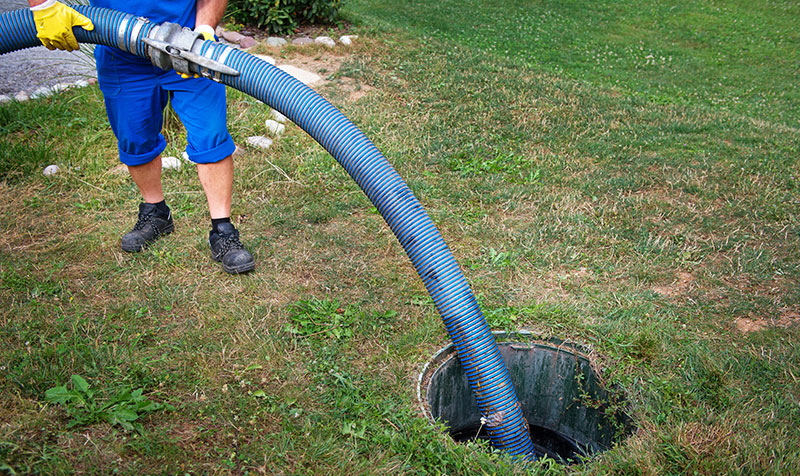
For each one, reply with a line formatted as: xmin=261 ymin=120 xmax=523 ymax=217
xmin=209 ymin=222 xmax=255 ymax=274
xmin=121 ymin=202 xmax=174 ymax=252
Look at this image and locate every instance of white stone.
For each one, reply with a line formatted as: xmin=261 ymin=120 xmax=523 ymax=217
xmin=14 ymin=91 xmax=29 ymax=102
xmin=270 ymin=109 xmax=287 ymax=123
xmin=0 ymin=95 xmax=10 ymax=103
xmin=246 ymin=136 xmax=273 ymax=149
xmin=266 ymin=37 xmax=287 ymax=47
xmin=161 ymin=156 xmax=182 ymax=170
xmin=74 ymin=79 xmax=89 ymax=88
xmin=314 ymin=36 xmax=335 ymax=48
xmin=339 ymin=35 xmax=358 ymax=46
xmin=43 ymin=164 xmax=60 ymax=176
xmin=277 ymin=65 xmax=321 ymax=85
xmin=181 ymin=151 xmax=191 ymax=162
xmin=30 ymin=83 xmax=72 ymax=99
xmin=232 ymin=145 xmax=245 ymax=157
xmin=253 ymin=54 xmax=276 ymax=65
xmin=30 ymin=87 xmax=53 ymax=99
xmin=265 ymin=119 xmax=285 ymax=136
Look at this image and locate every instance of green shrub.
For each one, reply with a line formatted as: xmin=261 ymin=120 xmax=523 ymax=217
xmin=226 ymin=0 xmax=345 ymax=35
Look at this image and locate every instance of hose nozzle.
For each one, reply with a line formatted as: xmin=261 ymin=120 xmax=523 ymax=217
xmin=142 ymin=21 xmax=239 ymax=79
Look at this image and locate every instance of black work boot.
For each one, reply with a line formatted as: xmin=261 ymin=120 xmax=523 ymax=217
xmin=209 ymin=222 xmax=255 ymax=274
xmin=121 ymin=202 xmax=174 ymax=252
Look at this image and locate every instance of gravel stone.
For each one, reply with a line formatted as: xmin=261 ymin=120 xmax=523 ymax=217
xmin=246 ymin=136 xmax=273 ymax=149
xmin=265 ymin=119 xmax=286 ymax=136
xmin=43 ymin=164 xmax=60 ymax=176
xmin=339 ymin=35 xmax=358 ymax=46
xmin=292 ymin=37 xmax=313 ymax=46
xmin=270 ymin=109 xmax=288 ymax=123
xmin=314 ymin=36 xmax=335 ymax=48
xmin=161 ymin=156 xmax=182 ymax=170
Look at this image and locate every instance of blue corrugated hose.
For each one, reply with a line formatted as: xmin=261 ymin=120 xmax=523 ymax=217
xmin=0 ymin=6 xmax=536 ymax=458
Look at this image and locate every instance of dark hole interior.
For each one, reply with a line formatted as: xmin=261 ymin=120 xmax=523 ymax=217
xmin=450 ymin=423 xmax=589 ymax=464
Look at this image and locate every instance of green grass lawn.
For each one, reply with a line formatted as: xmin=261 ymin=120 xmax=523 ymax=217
xmin=2 ymin=0 xmax=799 ymax=474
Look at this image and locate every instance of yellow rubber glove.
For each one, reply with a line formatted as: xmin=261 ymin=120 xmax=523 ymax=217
xmin=31 ymin=0 xmax=94 ymax=52
xmin=178 ymin=25 xmax=216 ymax=79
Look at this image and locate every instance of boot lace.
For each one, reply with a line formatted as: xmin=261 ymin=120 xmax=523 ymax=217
xmin=213 ymin=230 xmax=244 ymax=259
xmin=133 ymin=213 xmax=154 ymax=231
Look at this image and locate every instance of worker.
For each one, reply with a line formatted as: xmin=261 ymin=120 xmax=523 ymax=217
xmin=27 ymin=0 xmax=255 ymax=274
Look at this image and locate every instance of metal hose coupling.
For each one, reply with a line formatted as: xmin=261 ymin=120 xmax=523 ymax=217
xmin=141 ymin=21 xmax=239 ymax=79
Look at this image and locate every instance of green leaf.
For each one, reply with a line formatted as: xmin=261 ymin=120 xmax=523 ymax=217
xmin=114 ymin=409 xmax=140 ymax=422
xmin=44 ymin=385 xmax=72 ymax=403
xmin=252 ymin=390 xmax=267 ymax=398
xmin=71 ymin=375 xmax=90 ymax=393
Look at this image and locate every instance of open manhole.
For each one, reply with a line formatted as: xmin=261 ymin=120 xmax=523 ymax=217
xmin=418 ymin=332 xmax=633 ymax=463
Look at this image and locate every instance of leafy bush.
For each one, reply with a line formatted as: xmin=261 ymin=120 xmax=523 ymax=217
xmin=226 ymin=0 xmax=345 ymax=35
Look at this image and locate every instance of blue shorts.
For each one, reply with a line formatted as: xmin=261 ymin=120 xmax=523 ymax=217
xmin=94 ymin=46 xmax=235 ymax=166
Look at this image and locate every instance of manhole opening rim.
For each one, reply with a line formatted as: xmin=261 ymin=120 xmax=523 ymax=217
xmin=416 ymin=330 xmax=598 ymax=425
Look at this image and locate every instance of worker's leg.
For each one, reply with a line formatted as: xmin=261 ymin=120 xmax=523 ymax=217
xmin=128 ymin=156 xmax=165 ymax=204
xmin=95 ymin=46 xmax=172 ymax=252
xmin=166 ymin=71 xmax=254 ymax=273
xmin=196 ymin=155 xmax=233 ymax=219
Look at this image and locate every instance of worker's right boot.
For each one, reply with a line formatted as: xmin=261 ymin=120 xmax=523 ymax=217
xmin=121 ymin=202 xmax=174 ymax=252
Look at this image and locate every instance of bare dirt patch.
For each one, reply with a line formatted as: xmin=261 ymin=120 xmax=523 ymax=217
xmin=736 ymin=309 xmax=800 ymax=334
xmin=653 ymin=271 xmax=695 ymax=297
xmin=735 ymin=317 xmax=767 ymax=333
xmin=275 ymin=53 xmax=376 ymax=103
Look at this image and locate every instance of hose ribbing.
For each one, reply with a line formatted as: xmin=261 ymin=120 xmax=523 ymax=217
xmin=0 ymin=6 xmax=536 ymax=458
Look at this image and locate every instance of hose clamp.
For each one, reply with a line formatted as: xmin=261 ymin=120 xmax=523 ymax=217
xmin=126 ymin=17 xmax=149 ymax=55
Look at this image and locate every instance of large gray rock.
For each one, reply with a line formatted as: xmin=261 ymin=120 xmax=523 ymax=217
xmin=266 ymin=37 xmax=288 ymax=47
xmin=292 ymin=37 xmax=313 ymax=46
xmin=314 ymin=36 xmax=335 ymax=48
xmin=239 ymin=36 xmax=256 ymax=49
xmin=221 ymin=30 xmax=245 ymax=43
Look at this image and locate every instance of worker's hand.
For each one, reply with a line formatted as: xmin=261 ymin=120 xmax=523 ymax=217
xmin=178 ymin=24 xmax=216 ymax=79
xmin=30 ymin=0 xmax=94 ymax=52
